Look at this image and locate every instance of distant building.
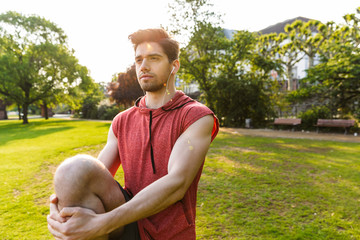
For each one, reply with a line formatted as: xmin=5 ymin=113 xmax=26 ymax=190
xmin=259 ymin=16 xmax=313 ymax=34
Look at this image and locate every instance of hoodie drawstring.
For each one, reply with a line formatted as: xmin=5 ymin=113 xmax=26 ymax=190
xmin=149 ymin=111 xmax=156 ymax=174
xmin=147 ymin=100 xmax=194 ymax=175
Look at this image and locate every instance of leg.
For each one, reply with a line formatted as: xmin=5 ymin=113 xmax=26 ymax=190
xmin=54 ymin=154 xmax=125 ymax=240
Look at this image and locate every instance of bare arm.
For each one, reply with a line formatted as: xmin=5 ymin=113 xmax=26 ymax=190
xmin=97 ymin=124 xmax=120 ymax=176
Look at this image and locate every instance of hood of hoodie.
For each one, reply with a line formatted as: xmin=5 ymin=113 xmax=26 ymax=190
xmin=134 ymin=90 xmax=194 ymax=118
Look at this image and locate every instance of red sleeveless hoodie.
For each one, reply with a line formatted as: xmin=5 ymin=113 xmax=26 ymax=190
xmin=112 ymin=91 xmax=219 ymax=239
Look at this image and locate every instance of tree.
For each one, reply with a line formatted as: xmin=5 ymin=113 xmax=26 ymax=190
xmin=0 ymin=11 xmax=93 ymax=123
xmin=212 ymin=30 xmax=278 ymax=127
xmin=167 ymin=0 xmax=226 ymax=111
xmin=0 ymin=98 xmax=8 ymax=119
xmin=179 ymin=22 xmax=228 ymax=110
xmin=288 ymin=7 xmax=360 ymax=118
xmin=302 ymin=45 xmax=360 ymax=117
xmin=266 ymin=32 xmax=303 ymax=91
xmin=344 ymin=7 xmax=360 ymax=47
xmin=108 ymin=64 xmax=143 ymax=108
xmin=168 ymin=0 xmax=222 ymax=44
xmin=285 ymin=20 xmax=325 ymax=69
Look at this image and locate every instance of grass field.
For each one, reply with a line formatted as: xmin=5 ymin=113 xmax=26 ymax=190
xmin=1 ymin=119 xmax=360 ymax=239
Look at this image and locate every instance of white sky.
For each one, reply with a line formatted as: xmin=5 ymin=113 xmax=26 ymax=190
xmin=1 ymin=0 xmax=359 ymax=83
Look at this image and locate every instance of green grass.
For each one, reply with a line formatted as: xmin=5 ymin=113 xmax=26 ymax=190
xmin=0 ymin=119 xmax=117 ymax=239
xmin=197 ymin=132 xmax=360 ymax=239
xmin=1 ymin=119 xmax=360 ymax=239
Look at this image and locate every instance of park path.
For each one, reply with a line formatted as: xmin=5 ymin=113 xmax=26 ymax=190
xmin=221 ymin=128 xmax=360 ymax=143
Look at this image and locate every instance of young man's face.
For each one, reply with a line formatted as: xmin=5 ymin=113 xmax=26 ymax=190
xmin=135 ymin=42 xmax=173 ymax=93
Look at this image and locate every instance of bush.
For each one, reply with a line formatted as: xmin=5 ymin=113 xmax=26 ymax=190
xmin=81 ymin=96 xmax=100 ymax=119
xmin=97 ymin=104 xmax=121 ymax=120
xmin=298 ymin=106 xmax=332 ymax=130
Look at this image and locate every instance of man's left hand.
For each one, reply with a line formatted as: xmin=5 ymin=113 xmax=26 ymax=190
xmin=47 ymin=206 xmax=106 ymax=240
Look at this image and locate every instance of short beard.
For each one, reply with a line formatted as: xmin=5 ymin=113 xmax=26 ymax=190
xmin=139 ymin=82 xmax=165 ymax=92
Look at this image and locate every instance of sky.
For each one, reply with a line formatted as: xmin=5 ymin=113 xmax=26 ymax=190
xmin=1 ymin=0 xmax=359 ymax=83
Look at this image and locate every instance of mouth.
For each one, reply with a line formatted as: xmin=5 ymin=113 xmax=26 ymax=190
xmin=139 ymin=73 xmax=153 ymax=81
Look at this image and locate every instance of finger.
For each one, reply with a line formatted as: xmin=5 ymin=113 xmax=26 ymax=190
xmin=49 ymin=197 xmax=66 ymax=223
xmin=49 ymin=200 xmax=59 ymax=214
xmin=48 ymin=224 xmax=65 ymax=240
xmin=47 ymin=216 xmax=65 ymax=237
xmin=50 ymin=194 xmax=58 ymax=204
xmin=47 ymin=223 xmax=61 ymax=239
xmin=48 ymin=213 xmax=66 ymax=224
xmin=60 ymin=207 xmax=78 ymax=218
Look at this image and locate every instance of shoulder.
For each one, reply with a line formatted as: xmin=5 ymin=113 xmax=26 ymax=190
xmin=112 ymin=107 xmax=137 ymax=135
xmin=183 ymin=100 xmax=211 ymax=112
xmin=180 ymin=100 xmax=219 ymax=142
xmin=181 ymin=100 xmax=215 ymax=125
xmin=113 ymin=106 xmax=136 ymax=121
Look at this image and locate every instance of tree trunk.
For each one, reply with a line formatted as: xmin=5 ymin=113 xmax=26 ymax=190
xmin=287 ymin=65 xmax=293 ymax=91
xmin=309 ymin=56 xmax=314 ymax=69
xmin=44 ymin=102 xmax=49 ymax=120
xmin=22 ymin=104 xmax=29 ymax=124
xmin=18 ymin=104 xmax=22 ymax=120
xmin=4 ymin=106 xmax=8 ymax=120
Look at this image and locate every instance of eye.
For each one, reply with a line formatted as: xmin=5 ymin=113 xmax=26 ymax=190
xmin=135 ymin=58 xmax=142 ymax=64
xmin=150 ymin=56 xmax=158 ymax=61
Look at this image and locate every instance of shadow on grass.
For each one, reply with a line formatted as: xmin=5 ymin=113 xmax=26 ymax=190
xmin=0 ymin=120 xmax=74 ymax=146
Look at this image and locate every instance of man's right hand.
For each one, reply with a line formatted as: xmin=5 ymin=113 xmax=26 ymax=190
xmin=48 ymin=194 xmax=67 ymax=223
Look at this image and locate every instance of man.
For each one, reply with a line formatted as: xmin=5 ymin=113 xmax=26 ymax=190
xmin=47 ymin=28 xmax=219 ymax=240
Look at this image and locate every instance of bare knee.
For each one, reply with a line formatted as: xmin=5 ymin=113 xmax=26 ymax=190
xmin=54 ymin=155 xmax=108 ymax=210
xmin=54 ymin=154 xmax=125 ymax=213
xmin=55 ymin=154 xmax=105 ymax=185
xmin=55 ymin=155 xmax=99 ymax=191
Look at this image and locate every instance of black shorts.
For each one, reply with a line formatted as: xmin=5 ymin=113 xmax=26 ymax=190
xmin=114 ymin=181 xmax=140 ymax=240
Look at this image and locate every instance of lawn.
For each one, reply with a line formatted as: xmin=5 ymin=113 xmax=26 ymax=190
xmin=1 ymin=119 xmax=360 ymax=239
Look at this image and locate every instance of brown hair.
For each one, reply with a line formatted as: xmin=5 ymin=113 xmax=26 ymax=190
xmin=128 ymin=28 xmax=179 ymax=63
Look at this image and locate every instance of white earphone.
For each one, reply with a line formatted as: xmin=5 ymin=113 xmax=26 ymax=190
xmin=162 ymin=66 xmax=176 ymax=105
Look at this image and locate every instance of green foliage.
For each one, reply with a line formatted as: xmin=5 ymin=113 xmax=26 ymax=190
xmin=81 ymin=95 xmax=101 ymax=119
xmin=211 ymin=30 xmax=278 ymax=127
xmin=178 ymin=22 xmax=228 ymax=111
xmin=212 ymin=73 xmax=275 ymax=128
xmin=168 ymin=0 xmax=223 ymax=44
xmin=168 ymin=0 xmax=227 ymax=111
xmin=300 ymin=47 xmax=360 ymax=117
xmin=80 ymin=81 xmax=121 ymax=120
xmin=298 ymin=105 xmax=332 ymax=130
xmin=285 ymin=19 xmax=326 ymax=69
xmin=0 ymin=11 xmax=95 ymax=124
xmin=97 ymin=104 xmax=121 ymax=120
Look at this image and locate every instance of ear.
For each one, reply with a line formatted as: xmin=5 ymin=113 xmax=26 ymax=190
xmin=171 ymin=59 xmax=180 ymax=75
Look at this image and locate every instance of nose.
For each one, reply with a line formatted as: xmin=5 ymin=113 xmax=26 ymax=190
xmin=140 ymin=59 xmax=150 ymax=72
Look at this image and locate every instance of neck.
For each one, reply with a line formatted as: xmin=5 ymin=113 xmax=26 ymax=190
xmin=145 ymin=85 xmax=176 ymax=109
